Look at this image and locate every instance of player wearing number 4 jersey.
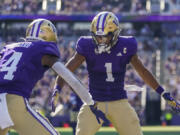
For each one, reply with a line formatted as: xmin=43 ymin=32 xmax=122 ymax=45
xmin=0 ymin=19 xmax=105 ymax=135
xmin=52 ymin=11 xmax=180 ymax=135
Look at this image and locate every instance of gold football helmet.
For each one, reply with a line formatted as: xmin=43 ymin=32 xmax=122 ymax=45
xmin=91 ymin=11 xmax=120 ymax=54
xmin=26 ymin=19 xmax=57 ymax=42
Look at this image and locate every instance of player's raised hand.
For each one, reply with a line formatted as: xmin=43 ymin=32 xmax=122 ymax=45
xmin=162 ymin=92 xmax=180 ymax=112
xmin=89 ymin=103 xmax=109 ymax=124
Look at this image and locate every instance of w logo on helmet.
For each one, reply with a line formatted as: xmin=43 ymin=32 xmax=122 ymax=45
xmin=113 ymin=19 xmax=119 ymax=26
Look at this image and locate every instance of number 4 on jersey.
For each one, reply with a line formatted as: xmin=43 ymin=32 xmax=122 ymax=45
xmin=1 ymin=52 xmax=22 ymax=80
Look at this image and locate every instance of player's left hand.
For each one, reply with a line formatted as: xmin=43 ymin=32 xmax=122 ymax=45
xmin=162 ymin=92 xmax=180 ymax=112
xmin=51 ymin=89 xmax=60 ymax=112
xmin=89 ymin=103 xmax=109 ymax=124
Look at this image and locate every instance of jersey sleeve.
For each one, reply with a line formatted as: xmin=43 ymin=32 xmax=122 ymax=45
xmin=29 ymin=41 xmax=60 ymax=68
xmin=126 ymin=37 xmax=138 ymax=63
xmin=41 ymin=42 xmax=60 ymax=58
xmin=129 ymin=37 xmax=137 ymax=55
xmin=76 ymin=37 xmax=86 ymax=57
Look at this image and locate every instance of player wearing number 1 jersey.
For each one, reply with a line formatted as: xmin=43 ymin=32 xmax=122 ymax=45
xmin=52 ymin=11 xmax=180 ymax=135
xmin=0 ymin=19 xmax=99 ymax=135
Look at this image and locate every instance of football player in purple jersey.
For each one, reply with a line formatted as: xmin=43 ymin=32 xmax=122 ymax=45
xmin=0 ymin=18 xmax=106 ymax=135
xmin=52 ymin=11 xmax=180 ymax=135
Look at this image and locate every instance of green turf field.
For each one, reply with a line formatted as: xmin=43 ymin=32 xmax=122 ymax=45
xmin=9 ymin=126 xmax=180 ymax=135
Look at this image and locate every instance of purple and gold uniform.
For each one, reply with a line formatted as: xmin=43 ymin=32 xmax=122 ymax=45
xmin=75 ymin=36 xmax=143 ymax=135
xmin=77 ymin=36 xmax=137 ymax=101
xmin=0 ymin=41 xmax=59 ymax=98
xmin=0 ymin=40 xmax=60 ymax=135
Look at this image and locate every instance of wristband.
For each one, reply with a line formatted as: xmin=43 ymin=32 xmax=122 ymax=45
xmin=156 ymin=86 xmax=164 ymax=95
xmin=54 ymin=85 xmax=62 ymax=92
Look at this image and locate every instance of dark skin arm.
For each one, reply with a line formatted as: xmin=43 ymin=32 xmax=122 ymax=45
xmin=41 ymin=55 xmax=59 ymax=67
xmin=131 ymin=55 xmax=180 ymax=112
xmin=43 ymin=53 xmax=160 ymax=91
xmin=55 ymin=52 xmax=85 ymax=88
xmin=41 ymin=53 xmax=85 ymax=89
xmin=130 ymin=54 xmax=159 ymax=90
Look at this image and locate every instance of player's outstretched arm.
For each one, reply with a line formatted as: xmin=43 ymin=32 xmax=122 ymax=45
xmin=50 ymin=52 xmax=86 ymax=111
xmin=130 ymin=54 xmax=180 ymax=112
xmin=42 ymin=54 xmax=94 ymax=106
xmin=42 ymin=53 xmax=109 ymax=123
xmin=53 ymin=52 xmax=86 ymax=91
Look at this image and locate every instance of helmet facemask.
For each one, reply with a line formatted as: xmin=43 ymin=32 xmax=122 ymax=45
xmin=92 ymin=28 xmax=120 ymax=54
xmin=92 ymin=32 xmax=111 ymax=54
xmin=91 ymin=11 xmax=120 ymax=54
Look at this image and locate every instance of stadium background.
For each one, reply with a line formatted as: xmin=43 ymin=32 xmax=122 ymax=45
xmin=0 ymin=0 xmax=180 ymax=134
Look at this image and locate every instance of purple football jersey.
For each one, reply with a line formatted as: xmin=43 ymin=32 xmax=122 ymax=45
xmin=76 ymin=36 xmax=137 ymax=101
xmin=0 ymin=40 xmax=60 ymax=98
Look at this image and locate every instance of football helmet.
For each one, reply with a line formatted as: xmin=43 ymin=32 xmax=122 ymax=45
xmin=26 ymin=18 xmax=57 ymax=42
xmin=91 ymin=11 xmax=120 ymax=54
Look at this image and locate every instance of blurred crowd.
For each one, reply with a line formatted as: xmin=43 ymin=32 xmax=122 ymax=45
xmin=0 ymin=21 xmax=180 ymax=127
xmin=1 ymin=0 xmax=180 ymax=15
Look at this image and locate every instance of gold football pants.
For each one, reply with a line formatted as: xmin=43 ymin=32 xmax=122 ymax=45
xmin=0 ymin=94 xmax=59 ymax=135
xmin=76 ymin=99 xmax=143 ymax=135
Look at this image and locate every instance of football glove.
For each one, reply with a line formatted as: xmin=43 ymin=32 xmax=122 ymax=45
xmin=51 ymin=89 xmax=61 ymax=112
xmin=162 ymin=92 xmax=180 ymax=112
xmin=89 ymin=103 xmax=109 ymax=124
xmin=156 ymin=86 xmax=180 ymax=112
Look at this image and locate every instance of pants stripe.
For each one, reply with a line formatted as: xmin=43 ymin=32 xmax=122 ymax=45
xmin=24 ymin=99 xmax=58 ymax=135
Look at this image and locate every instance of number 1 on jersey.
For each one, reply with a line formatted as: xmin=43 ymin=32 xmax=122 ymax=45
xmin=105 ymin=63 xmax=114 ymax=82
xmin=1 ymin=52 xmax=22 ymax=80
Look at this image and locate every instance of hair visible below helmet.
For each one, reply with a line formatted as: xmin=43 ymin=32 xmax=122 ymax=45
xmin=91 ymin=11 xmax=120 ymax=54
xmin=26 ymin=18 xmax=57 ymax=42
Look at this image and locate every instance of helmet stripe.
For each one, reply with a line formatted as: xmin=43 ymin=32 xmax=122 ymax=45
xmin=36 ymin=20 xmax=44 ymax=37
xmin=32 ymin=21 xmax=41 ymax=37
xmin=98 ymin=13 xmax=105 ymax=30
xmin=30 ymin=23 xmax=36 ymax=36
xmin=96 ymin=14 xmax=102 ymax=31
xmin=102 ymin=13 xmax=108 ymax=31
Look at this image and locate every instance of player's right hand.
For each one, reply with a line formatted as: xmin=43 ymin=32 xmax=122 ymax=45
xmin=89 ymin=103 xmax=109 ymax=124
xmin=162 ymin=92 xmax=180 ymax=112
xmin=51 ymin=89 xmax=60 ymax=112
